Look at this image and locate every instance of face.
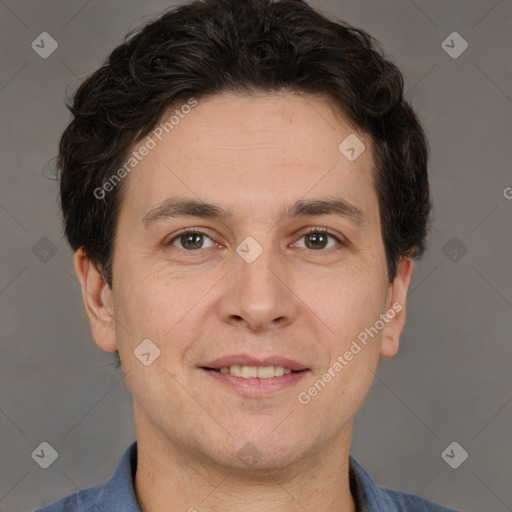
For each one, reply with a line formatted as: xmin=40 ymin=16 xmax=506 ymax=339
xmin=77 ymin=92 xmax=412 ymax=471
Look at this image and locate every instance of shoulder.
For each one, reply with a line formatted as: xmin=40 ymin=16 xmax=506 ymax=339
xmin=33 ymin=442 xmax=139 ymax=512
xmin=33 ymin=485 xmax=103 ymax=512
xmin=349 ymin=456 xmax=461 ymax=512
xmin=379 ymin=488 xmax=461 ymax=511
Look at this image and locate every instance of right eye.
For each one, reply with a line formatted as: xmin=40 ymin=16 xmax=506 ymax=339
xmin=165 ymin=229 xmax=218 ymax=251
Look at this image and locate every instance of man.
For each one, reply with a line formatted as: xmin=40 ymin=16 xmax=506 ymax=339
xmin=36 ymin=0 xmax=459 ymax=510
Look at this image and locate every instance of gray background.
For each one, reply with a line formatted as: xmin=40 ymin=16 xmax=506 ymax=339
xmin=0 ymin=1 xmax=511 ymax=511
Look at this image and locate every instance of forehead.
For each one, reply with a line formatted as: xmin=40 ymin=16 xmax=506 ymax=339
xmin=119 ymin=92 xmax=378 ymax=226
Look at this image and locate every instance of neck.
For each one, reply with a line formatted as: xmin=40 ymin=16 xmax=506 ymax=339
xmin=133 ymin=416 xmax=356 ymax=512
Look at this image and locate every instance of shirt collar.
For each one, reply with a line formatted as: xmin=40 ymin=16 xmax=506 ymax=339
xmin=87 ymin=441 xmax=141 ymax=512
xmin=349 ymin=455 xmax=398 ymax=511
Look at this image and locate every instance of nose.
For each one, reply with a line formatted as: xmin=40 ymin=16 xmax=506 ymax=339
xmin=218 ymin=241 xmax=298 ymax=332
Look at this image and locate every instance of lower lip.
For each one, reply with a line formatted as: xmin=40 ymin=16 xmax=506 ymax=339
xmin=202 ymin=368 xmax=309 ymax=397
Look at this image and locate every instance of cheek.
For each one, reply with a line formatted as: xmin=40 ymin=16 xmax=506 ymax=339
xmin=324 ymin=347 xmax=379 ymax=417
xmin=112 ymin=269 xmax=174 ymax=345
xmin=295 ymin=333 xmax=379 ymax=445
xmin=113 ymin=267 xmax=213 ymax=364
xmin=302 ymin=262 xmax=386 ymax=339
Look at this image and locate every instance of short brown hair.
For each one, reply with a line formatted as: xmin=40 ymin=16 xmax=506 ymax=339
xmin=58 ymin=0 xmax=431 ymax=289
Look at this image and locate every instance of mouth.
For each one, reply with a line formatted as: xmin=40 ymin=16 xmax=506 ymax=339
xmin=202 ymin=365 xmax=307 ymax=379
xmin=200 ymin=364 xmax=310 ymax=397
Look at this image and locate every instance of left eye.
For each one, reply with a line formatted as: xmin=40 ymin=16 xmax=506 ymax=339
xmin=293 ymin=229 xmax=343 ymax=250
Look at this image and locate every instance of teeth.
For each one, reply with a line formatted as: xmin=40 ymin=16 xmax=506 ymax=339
xmin=216 ymin=365 xmax=294 ymax=378
xmin=242 ymin=366 xmax=258 ymax=378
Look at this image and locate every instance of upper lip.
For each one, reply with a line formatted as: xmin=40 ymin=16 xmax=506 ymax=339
xmin=202 ymin=354 xmax=309 ymax=372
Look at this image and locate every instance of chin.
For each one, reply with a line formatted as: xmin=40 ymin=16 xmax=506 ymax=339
xmin=209 ymin=432 xmax=313 ymax=473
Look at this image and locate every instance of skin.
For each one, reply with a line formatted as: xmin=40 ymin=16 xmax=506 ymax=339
xmin=75 ymin=91 xmax=413 ymax=512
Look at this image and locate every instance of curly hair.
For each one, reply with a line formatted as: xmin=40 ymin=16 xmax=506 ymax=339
xmin=58 ymin=0 xmax=431 ymax=291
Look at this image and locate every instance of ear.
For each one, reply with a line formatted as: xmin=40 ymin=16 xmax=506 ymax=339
xmin=379 ymin=257 xmax=413 ymax=358
xmin=74 ymin=248 xmax=118 ymax=352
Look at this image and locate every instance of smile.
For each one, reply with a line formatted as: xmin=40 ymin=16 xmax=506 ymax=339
xmin=209 ymin=365 xmax=296 ymax=379
xmin=202 ymin=366 xmax=309 ymax=397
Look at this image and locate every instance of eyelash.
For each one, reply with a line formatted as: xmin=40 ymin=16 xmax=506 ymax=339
xmin=165 ymin=227 xmax=346 ymax=251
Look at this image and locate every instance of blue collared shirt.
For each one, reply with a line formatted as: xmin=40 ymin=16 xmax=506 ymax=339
xmin=35 ymin=441 xmax=459 ymax=511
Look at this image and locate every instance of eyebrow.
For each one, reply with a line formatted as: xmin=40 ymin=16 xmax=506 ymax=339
xmin=142 ymin=197 xmax=367 ymax=227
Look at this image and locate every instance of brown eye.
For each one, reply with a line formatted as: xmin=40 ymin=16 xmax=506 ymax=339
xmin=294 ymin=228 xmax=344 ymax=250
xmin=167 ymin=230 xmax=215 ymax=250
xmin=304 ymin=232 xmax=329 ymax=249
